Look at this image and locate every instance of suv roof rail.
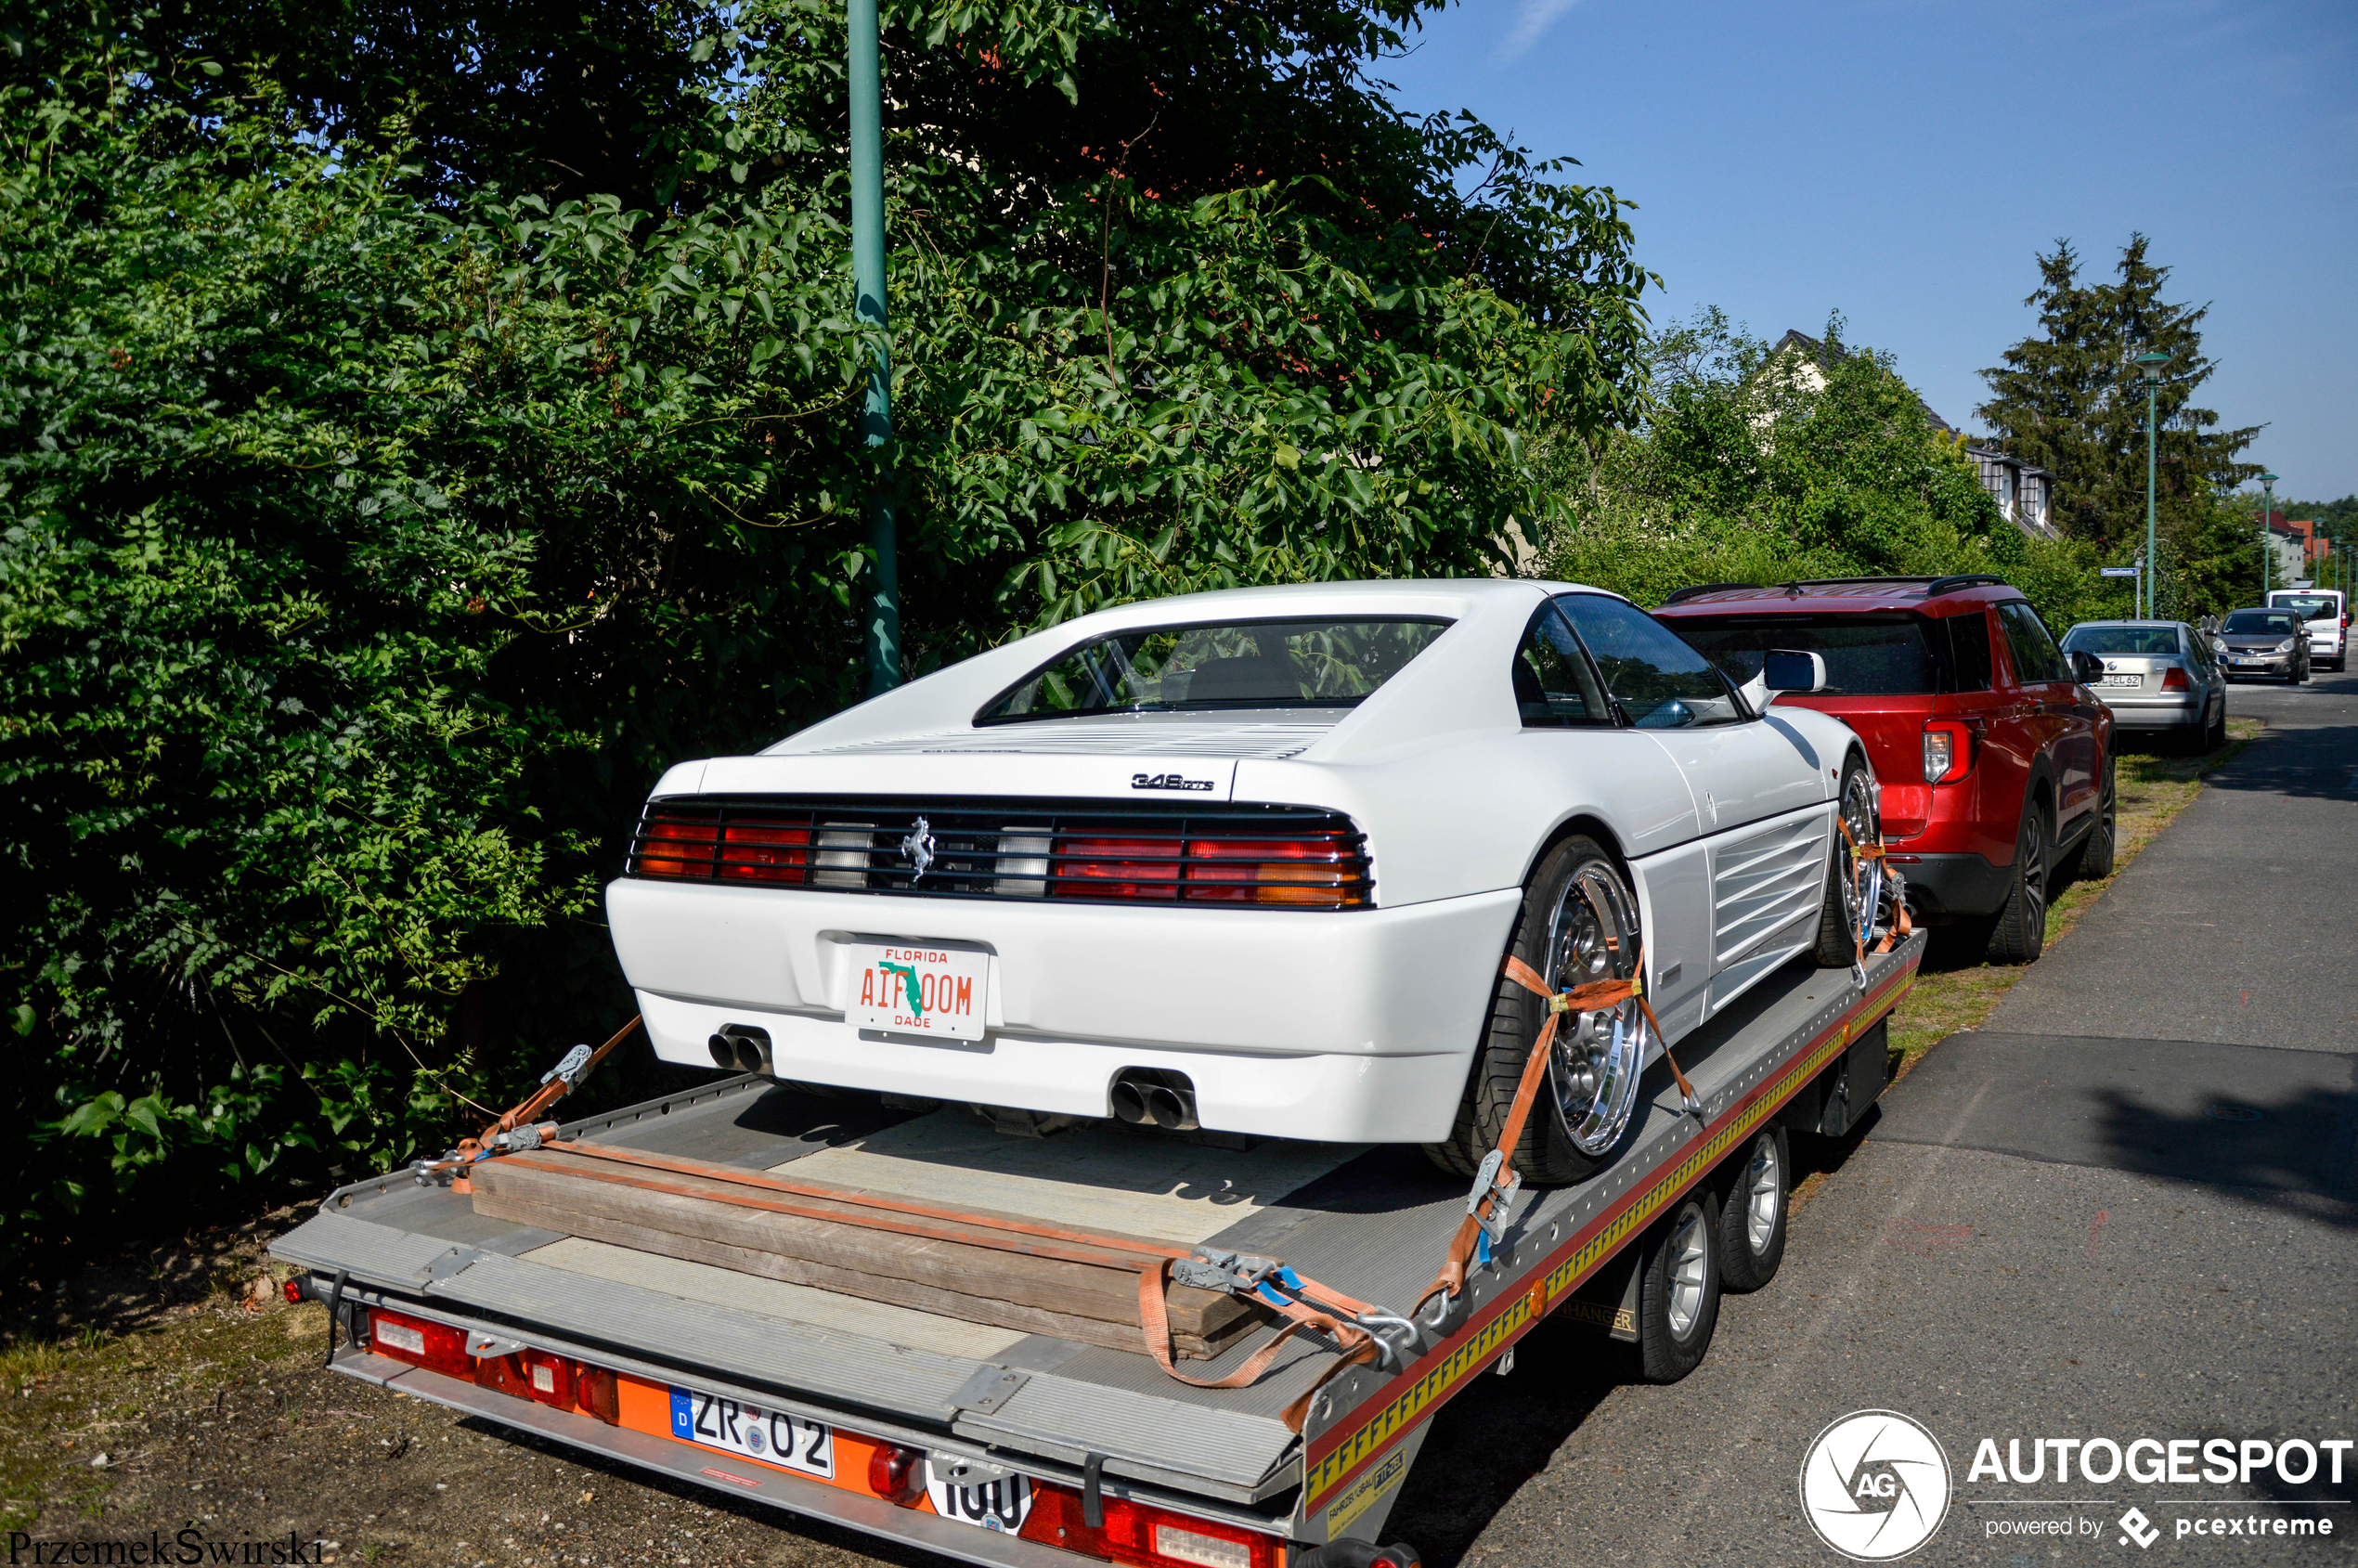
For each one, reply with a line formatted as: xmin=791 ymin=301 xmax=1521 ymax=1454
xmin=1923 ymin=574 xmax=2011 ymax=596
xmin=1660 ymin=582 xmax=1761 ymax=605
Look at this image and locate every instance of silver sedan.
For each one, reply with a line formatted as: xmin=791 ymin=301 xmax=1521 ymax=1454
xmin=2059 ymin=619 xmax=2226 ymax=754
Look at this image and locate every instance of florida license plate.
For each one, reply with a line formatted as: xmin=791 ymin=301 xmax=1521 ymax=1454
xmin=845 ymin=942 xmax=990 ymax=1041
xmin=667 ymin=1385 xmax=834 ymax=1478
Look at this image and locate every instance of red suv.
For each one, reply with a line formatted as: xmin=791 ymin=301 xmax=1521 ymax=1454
xmin=1655 ymin=576 xmax=2115 ymax=963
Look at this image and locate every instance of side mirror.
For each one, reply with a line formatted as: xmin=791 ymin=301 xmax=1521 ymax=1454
xmin=1762 ymin=649 xmax=1829 ymax=693
xmin=2069 ymin=650 xmax=2104 ymax=684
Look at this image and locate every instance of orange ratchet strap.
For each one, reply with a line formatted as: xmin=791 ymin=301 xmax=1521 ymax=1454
xmin=1838 ymin=819 xmax=1914 ymax=965
xmin=1418 ymin=952 xmax=1697 ymax=1315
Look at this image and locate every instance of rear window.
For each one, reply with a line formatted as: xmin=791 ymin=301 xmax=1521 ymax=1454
xmin=978 ymin=618 xmax=1450 ymax=723
xmin=2063 ymin=625 xmax=2183 ymax=655
xmin=2269 ymin=596 xmax=2337 ymax=621
xmin=1670 ymin=614 xmax=1969 ymax=694
xmin=2223 ymin=610 xmax=2300 ymax=635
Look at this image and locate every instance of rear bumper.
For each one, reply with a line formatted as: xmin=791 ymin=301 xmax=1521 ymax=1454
xmin=606 ymin=877 xmax=1521 ymax=1143
xmin=1889 ymin=851 xmax=2013 ymax=921
xmin=2105 ymin=696 xmax=2206 ymax=732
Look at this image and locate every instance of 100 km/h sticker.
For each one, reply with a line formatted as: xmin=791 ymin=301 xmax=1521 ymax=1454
xmin=846 ymin=943 xmax=989 ymax=1041
xmin=667 ymin=1385 xmax=834 ymax=1479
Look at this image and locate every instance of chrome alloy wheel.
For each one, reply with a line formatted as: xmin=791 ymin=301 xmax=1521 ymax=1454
xmin=2020 ymin=810 xmax=2047 ymax=929
xmin=1744 ymin=1137 xmax=1781 ymax=1254
xmin=1665 ymin=1203 xmax=1711 ymax=1339
xmin=1541 ymin=861 xmax=1648 ymax=1158
xmin=1835 ymin=765 xmax=1884 ymax=952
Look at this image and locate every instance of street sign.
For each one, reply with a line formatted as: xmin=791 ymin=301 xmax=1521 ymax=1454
xmin=2099 ymin=566 xmax=2139 ymax=579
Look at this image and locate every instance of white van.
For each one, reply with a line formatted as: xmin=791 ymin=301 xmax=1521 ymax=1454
xmin=2268 ymin=588 xmax=2348 ymax=671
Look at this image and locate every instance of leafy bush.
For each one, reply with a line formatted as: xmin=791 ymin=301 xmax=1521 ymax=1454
xmin=0 ymin=3 xmax=1652 ymax=1253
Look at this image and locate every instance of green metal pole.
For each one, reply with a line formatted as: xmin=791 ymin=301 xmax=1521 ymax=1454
xmin=2145 ymin=379 xmax=2157 ymax=620
xmin=849 ymin=0 xmax=900 ymax=695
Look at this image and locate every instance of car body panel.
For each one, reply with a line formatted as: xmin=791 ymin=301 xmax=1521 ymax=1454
xmin=604 ymin=579 xmax=1866 ymax=1142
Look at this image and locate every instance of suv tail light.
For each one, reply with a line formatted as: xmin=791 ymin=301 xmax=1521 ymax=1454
xmin=1018 ymin=1483 xmax=1279 ymax=1567
xmin=2160 ymin=667 xmax=2190 ymax=691
xmin=1921 ymin=721 xmax=1972 ymax=785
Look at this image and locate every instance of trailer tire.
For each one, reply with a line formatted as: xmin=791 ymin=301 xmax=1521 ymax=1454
xmin=1715 ymin=1126 xmax=1788 ymax=1292
xmin=1636 ymin=1187 xmax=1722 ymax=1382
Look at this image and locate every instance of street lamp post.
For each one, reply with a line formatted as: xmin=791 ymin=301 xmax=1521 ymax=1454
xmin=2260 ymin=473 xmax=2279 ymax=597
xmin=2136 ymin=352 xmax=2170 ymax=619
xmin=849 ymin=0 xmax=900 ymax=695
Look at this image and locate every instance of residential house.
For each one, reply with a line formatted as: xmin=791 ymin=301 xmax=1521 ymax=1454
xmin=1763 ymin=330 xmax=2059 ymax=541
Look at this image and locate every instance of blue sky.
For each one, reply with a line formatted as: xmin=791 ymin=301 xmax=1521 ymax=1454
xmin=1379 ymin=0 xmax=2358 ymax=503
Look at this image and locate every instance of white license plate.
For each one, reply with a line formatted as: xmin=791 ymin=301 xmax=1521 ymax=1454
xmin=2094 ymin=675 xmax=2140 ymax=688
xmin=667 ymin=1384 xmax=833 ymax=1478
xmin=926 ymin=1459 xmax=1034 ymax=1533
xmin=845 ymin=942 xmax=990 ymax=1041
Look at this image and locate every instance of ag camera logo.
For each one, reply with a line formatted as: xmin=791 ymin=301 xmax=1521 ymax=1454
xmin=1800 ymin=1409 xmax=1953 ymax=1561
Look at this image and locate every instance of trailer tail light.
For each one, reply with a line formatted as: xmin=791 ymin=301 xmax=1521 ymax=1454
xmin=1921 ymin=721 xmax=1972 ymax=784
xmin=367 ymin=1309 xmax=473 ymax=1379
xmin=2160 ymin=667 xmax=2190 ymax=691
xmin=1018 ymin=1484 xmax=1278 ymax=1567
xmin=869 ymin=1445 xmax=925 ymax=1506
xmin=522 ymin=1351 xmax=575 ymax=1408
xmin=283 ymin=1278 xmax=304 ymax=1304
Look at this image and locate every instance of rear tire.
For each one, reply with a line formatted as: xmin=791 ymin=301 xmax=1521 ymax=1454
xmin=1427 ymin=836 xmax=1648 ymax=1186
xmin=2205 ymin=699 xmax=2226 ymax=749
xmin=2060 ymin=756 xmax=2117 ymax=882
xmin=1984 ymin=798 xmax=2049 ymax=965
xmin=1716 ymin=1127 xmax=1789 ymax=1293
xmin=1636 ymin=1187 xmax=1722 ymax=1382
xmin=1809 ymin=753 xmax=1875 ymax=968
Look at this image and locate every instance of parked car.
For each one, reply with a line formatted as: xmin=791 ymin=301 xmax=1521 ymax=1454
xmin=2216 ymin=606 xmax=2312 ymax=683
xmin=609 ymin=580 xmax=1885 ymax=1183
xmin=1657 ymin=575 xmax=2114 ymax=964
xmin=2058 ymin=620 xmax=2226 ymax=754
xmin=2265 ymin=589 xmax=2348 ymax=672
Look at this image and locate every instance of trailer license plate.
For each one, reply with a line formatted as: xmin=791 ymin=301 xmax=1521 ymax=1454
xmin=667 ymin=1385 xmax=833 ymax=1478
xmin=845 ymin=943 xmax=989 ymax=1041
xmin=925 ymin=1459 xmax=1033 ymax=1533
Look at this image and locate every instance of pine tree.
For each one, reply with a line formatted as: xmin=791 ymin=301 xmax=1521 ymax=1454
xmin=1976 ymin=236 xmax=2260 ymax=560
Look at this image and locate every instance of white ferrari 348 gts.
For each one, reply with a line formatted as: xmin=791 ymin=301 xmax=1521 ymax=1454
xmin=608 ymin=580 xmax=1883 ymax=1183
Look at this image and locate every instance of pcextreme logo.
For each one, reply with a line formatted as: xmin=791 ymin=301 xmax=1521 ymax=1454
xmin=1800 ymin=1409 xmax=1954 ymax=1561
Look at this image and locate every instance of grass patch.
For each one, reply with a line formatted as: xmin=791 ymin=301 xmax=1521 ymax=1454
xmin=1885 ymin=717 xmax=2262 ymax=1073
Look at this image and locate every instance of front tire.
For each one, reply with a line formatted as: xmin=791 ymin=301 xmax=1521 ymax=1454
xmin=2205 ymin=698 xmax=2227 ymax=749
xmin=1428 ymin=836 xmax=1650 ymax=1186
xmin=1809 ymin=754 xmax=1877 ymax=968
xmin=1636 ymin=1187 xmax=1722 ymax=1382
xmin=1985 ymin=798 xmax=2050 ymax=965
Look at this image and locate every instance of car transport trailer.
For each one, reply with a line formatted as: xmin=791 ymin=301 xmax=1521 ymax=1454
xmin=270 ymin=934 xmax=1921 ymax=1568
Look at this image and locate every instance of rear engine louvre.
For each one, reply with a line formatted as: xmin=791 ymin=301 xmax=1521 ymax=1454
xmin=627 ymin=797 xmax=1374 ymax=910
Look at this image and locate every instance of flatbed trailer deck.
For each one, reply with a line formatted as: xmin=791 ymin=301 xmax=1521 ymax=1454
xmin=272 ymin=935 xmax=1921 ymax=1567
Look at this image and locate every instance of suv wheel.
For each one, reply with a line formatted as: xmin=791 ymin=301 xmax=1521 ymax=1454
xmin=2058 ymin=756 xmax=2116 ymax=883
xmin=1984 ymin=798 xmax=2049 ymax=965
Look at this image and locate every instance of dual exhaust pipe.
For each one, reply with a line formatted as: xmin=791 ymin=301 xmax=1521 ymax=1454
xmin=1108 ymin=1069 xmax=1198 ymax=1132
xmin=708 ymin=1024 xmax=772 ymax=1076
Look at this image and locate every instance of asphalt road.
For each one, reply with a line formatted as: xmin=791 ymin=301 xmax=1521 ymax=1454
xmin=1389 ymin=666 xmax=2358 ymax=1567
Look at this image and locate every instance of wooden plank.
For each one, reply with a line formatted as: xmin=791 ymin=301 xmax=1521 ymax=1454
xmin=472 ymin=1190 xmax=1250 ymax=1360
xmin=470 ymin=1151 xmax=1263 ymax=1346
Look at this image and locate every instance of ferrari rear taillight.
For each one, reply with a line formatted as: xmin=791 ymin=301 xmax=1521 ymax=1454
xmin=1017 ymin=1483 xmax=1279 ymax=1566
xmin=2160 ymin=667 xmax=2190 ymax=692
xmin=1048 ymin=834 xmax=1367 ymax=908
xmin=635 ymin=816 xmax=720 ymax=879
xmin=719 ymin=822 xmax=811 ymax=884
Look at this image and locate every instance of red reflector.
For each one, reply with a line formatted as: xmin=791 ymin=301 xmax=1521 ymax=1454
xmin=577 ymin=1366 xmax=621 ymax=1424
xmin=2160 ymin=667 xmax=2190 ymax=691
xmin=868 ymin=1445 xmax=924 ymax=1506
xmin=368 ymin=1309 xmax=473 ymax=1379
xmin=1018 ymin=1483 xmax=1278 ymax=1567
xmin=282 ymin=1279 xmax=304 ymax=1304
